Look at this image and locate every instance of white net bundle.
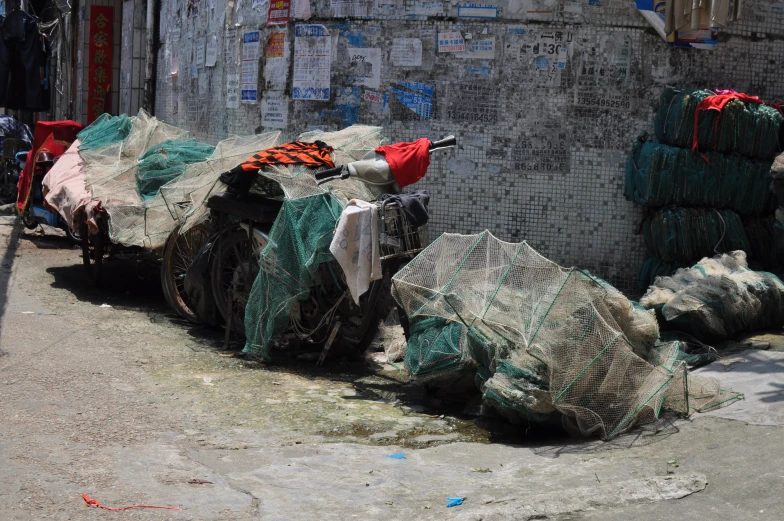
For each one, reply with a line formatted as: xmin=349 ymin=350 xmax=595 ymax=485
xmin=392 ymin=231 xmax=741 ymax=439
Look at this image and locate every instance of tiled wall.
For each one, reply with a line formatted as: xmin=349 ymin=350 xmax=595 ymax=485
xmin=119 ymin=0 xmax=148 ymax=115
xmin=147 ymin=0 xmax=784 ymax=294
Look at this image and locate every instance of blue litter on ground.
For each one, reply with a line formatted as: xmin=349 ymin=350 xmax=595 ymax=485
xmin=447 ymin=497 xmax=465 ymax=507
xmin=387 ymin=453 xmax=406 ymax=459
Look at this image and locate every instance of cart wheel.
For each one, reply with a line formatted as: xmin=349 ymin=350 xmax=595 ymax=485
xmin=63 ymin=222 xmax=82 ymax=246
xmin=161 ymin=222 xmax=212 ymax=322
xmin=80 ymin=222 xmax=104 ymax=286
xmin=21 ymin=206 xmax=37 ymax=230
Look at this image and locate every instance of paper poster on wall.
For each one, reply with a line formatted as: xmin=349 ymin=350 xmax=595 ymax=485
xmin=226 ymin=73 xmax=240 ymax=108
xmin=438 ymin=31 xmax=465 ymax=53
xmin=331 ymin=0 xmax=372 ymax=17
xmin=196 ymin=37 xmax=206 ymax=68
xmin=457 ymin=3 xmax=498 ymax=17
xmin=224 ymin=27 xmax=238 ymax=68
xmin=241 ymin=31 xmax=260 ymax=103
xmin=347 ymin=47 xmax=381 ymax=89
xmin=504 ymin=26 xmax=572 ymax=87
xmin=294 ymin=0 xmax=311 ymax=19
xmin=172 ymin=26 xmax=181 ymax=42
xmin=261 ymin=92 xmax=289 ymax=128
xmin=293 ymin=25 xmax=330 ymax=101
xmin=267 ymin=0 xmax=290 ymax=24
xmin=390 ymin=38 xmax=422 ymax=67
xmin=264 ymin=32 xmax=289 ymax=90
xmin=205 ymin=34 xmax=218 ymax=67
xmin=454 ymin=37 xmax=495 ymax=59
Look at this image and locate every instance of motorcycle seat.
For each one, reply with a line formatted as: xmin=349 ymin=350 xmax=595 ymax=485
xmin=207 ymin=192 xmax=282 ymax=223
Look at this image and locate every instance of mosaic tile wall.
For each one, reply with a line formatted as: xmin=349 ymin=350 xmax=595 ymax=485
xmin=151 ymin=0 xmax=784 ymax=294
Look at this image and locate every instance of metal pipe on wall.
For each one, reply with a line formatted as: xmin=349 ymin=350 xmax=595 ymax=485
xmin=142 ymin=0 xmax=158 ymax=113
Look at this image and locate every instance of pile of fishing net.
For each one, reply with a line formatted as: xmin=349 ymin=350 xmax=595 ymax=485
xmin=392 ymin=231 xmax=740 ymax=439
xmin=78 ymin=110 xmax=280 ymax=249
xmin=625 ymin=142 xmax=773 ymax=215
xmin=243 ymin=126 xmax=387 ymax=359
xmin=136 ymin=139 xmax=214 ymax=200
xmin=654 ymin=87 xmax=782 ymax=159
xmin=640 ymin=251 xmax=784 ymax=340
xmin=642 ymin=208 xmax=750 ymax=263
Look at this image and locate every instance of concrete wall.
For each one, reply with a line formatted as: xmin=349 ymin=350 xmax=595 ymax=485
xmin=152 ymin=0 xmax=784 ymax=293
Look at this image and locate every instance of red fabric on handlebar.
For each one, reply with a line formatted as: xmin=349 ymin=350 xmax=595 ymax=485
xmin=375 ymin=138 xmax=431 ymax=188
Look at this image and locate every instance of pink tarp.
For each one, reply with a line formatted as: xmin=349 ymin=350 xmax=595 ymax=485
xmin=41 ymin=140 xmax=100 ymax=232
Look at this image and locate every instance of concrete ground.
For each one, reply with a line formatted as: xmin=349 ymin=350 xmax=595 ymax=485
xmin=1 ymin=214 xmax=783 ymax=520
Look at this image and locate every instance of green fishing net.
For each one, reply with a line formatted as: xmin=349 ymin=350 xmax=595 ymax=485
xmin=625 ymin=142 xmax=773 ymax=215
xmin=136 ymin=139 xmax=214 ymax=199
xmin=77 ymin=113 xmax=133 ymax=150
xmin=654 ymin=87 xmax=782 ymax=160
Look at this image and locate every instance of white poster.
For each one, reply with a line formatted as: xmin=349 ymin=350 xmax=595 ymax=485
xmin=347 ymin=47 xmax=381 ymax=89
xmin=225 ymin=27 xmax=238 ymax=68
xmin=172 ymin=26 xmax=181 ymax=42
xmin=264 ymin=32 xmax=289 ymax=90
xmin=294 ymin=0 xmax=311 ymax=19
xmin=261 ymin=92 xmax=289 ymax=128
xmin=438 ymin=31 xmax=466 ymax=53
xmin=455 ymin=37 xmax=495 ymax=59
xmin=391 ymin=38 xmax=422 ymax=67
xmin=330 ymin=0 xmax=371 ymax=16
xmin=241 ymin=31 xmax=260 ymax=103
xmin=226 ymin=74 xmax=240 ymax=108
xmin=205 ymin=34 xmax=218 ymax=67
xmin=293 ymin=25 xmax=331 ymax=101
xmin=196 ymin=37 xmax=206 ymax=68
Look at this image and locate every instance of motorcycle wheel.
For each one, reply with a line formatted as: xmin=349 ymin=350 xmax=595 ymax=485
xmin=63 ymin=221 xmax=82 ymax=246
xmin=210 ymin=228 xmax=263 ymax=337
xmin=21 ymin=206 xmax=37 ymax=230
xmin=80 ymin=222 xmax=104 ymax=287
xmin=161 ymin=222 xmax=212 ymax=323
xmin=0 ymin=178 xmax=16 ymax=205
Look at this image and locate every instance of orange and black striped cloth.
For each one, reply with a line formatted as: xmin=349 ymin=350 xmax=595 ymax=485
xmin=219 ymin=140 xmax=335 ymax=197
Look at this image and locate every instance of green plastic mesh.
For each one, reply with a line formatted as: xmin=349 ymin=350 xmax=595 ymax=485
xmin=243 ymin=194 xmax=344 ymax=358
xmin=77 ymin=113 xmax=133 ymax=150
xmin=404 ymin=317 xmax=473 ymax=379
xmin=625 ymin=142 xmax=773 ymax=215
xmin=642 ymin=208 xmax=750 ymax=263
xmin=641 ymin=251 xmax=784 ymax=340
xmin=242 ymin=126 xmax=387 ymax=359
xmin=655 ymin=87 xmax=783 ymax=159
xmin=392 ymin=231 xmax=740 ymax=439
xmin=136 ymin=139 xmax=214 ymax=200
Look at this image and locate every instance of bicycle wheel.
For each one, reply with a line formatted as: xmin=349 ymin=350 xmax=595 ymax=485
xmin=161 ymin=222 xmax=212 ymax=322
xmin=80 ymin=222 xmax=104 ymax=286
xmin=210 ymin=228 xmax=265 ymax=336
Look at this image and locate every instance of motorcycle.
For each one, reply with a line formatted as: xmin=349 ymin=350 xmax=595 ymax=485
xmin=20 ymin=151 xmax=82 ymax=245
xmin=195 ymin=135 xmax=456 ymax=357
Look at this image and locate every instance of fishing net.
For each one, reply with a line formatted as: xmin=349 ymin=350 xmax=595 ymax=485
xmin=79 ymin=109 xmax=282 ymax=249
xmin=136 ymin=139 xmax=215 ymax=200
xmin=642 ymin=208 xmax=750 ymax=263
xmin=77 ymin=113 xmax=133 ymax=150
xmin=242 ymin=126 xmax=387 ymax=359
xmin=655 ymin=87 xmax=783 ymax=160
xmin=640 ymin=251 xmax=784 ymax=340
xmin=638 ymin=257 xmax=687 ymax=291
xmin=625 ymin=142 xmax=773 ymax=215
xmin=392 ymin=231 xmax=739 ymax=439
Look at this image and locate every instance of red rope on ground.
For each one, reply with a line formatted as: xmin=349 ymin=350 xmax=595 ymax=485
xmin=81 ymin=494 xmax=183 ymax=511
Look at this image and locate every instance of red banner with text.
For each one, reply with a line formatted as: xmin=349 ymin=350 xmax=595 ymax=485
xmin=87 ymin=6 xmax=114 ymax=124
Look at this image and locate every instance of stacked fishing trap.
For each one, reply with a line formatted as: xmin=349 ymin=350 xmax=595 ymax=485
xmin=392 ymin=231 xmax=740 ymax=439
xmin=626 ymin=87 xmax=784 ymax=289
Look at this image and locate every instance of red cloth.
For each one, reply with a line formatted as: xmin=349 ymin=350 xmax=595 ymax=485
xmin=375 ymin=138 xmax=431 ymax=189
xmin=692 ymin=93 xmax=762 ymax=153
xmin=16 ymin=120 xmax=83 ymax=212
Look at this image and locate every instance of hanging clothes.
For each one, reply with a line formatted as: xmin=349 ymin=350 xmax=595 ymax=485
xmin=219 ymin=141 xmax=335 ymax=197
xmin=329 ymin=199 xmax=382 ymax=304
xmin=0 ymin=10 xmax=48 ymax=111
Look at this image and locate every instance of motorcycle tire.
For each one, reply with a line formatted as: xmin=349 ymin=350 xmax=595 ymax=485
xmin=63 ymin=222 xmax=82 ymax=246
xmin=210 ymin=228 xmax=263 ymax=337
xmin=21 ymin=206 xmax=37 ymax=230
xmin=80 ymin=222 xmax=104 ymax=287
xmin=161 ymin=222 xmax=212 ymax=323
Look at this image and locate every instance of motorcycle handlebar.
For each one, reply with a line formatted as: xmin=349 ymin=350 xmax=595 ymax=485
xmin=314 ymin=166 xmax=344 ymax=180
xmin=429 ymin=135 xmax=456 ymax=150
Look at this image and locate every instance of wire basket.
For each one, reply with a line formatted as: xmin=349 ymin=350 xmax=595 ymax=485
xmin=378 ymin=200 xmax=428 ymax=260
